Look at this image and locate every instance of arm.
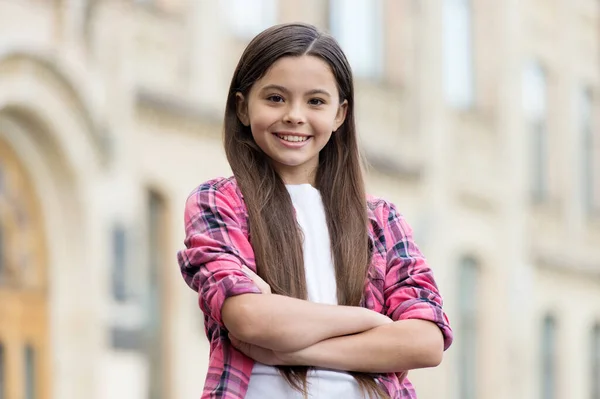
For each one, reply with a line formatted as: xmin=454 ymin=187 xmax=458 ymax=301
xmin=284 ymin=319 xmax=444 ymax=372
xmin=309 ymin=202 xmax=451 ymax=373
xmin=381 ymin=202 xmax=453 ymax=355
xmin=223 ymin=293 xmax=392 ymax=352
xmin=177 ymin=182 xmax=263 ymax=328
xmin=224 ymin=265 xmax=392 ymax=352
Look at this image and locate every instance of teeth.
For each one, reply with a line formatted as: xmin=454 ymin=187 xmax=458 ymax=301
xmin=277 ymin=135 xmax=309 ymax=142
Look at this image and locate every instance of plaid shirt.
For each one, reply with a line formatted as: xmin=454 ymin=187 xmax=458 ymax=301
xmin=177 ymin=177 xmax=453 ymax=399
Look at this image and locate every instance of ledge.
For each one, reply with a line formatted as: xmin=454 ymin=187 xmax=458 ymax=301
xmin=534 ymin=252 xmax=600 ymax=279
xmin=363 ymin=151 xmax=422 ymax=181
xmin=135 ymin=87 xmax=222 ymax=127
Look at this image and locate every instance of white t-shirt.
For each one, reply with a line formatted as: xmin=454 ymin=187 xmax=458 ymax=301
xmin=245 ymin=184 xmax=364 ymax=399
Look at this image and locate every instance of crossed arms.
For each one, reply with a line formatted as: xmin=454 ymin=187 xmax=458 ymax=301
xmin=222 ymin=269 xmax=444 ymax=373
xmin=178 ymin=183 xmax=452 ymax=375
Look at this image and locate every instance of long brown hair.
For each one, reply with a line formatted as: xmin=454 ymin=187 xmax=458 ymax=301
xmin=223 ymin=23 xmax=388 ymax=399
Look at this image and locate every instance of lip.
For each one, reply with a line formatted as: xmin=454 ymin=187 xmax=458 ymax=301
xmin=272 ymin=132 xmax=312 ymax=148
xmin=274 ymin=131 xmax=311 ymax=137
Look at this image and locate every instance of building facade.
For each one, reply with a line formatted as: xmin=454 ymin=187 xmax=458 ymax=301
xmin=0 ymin=0 xmax=599 ymax=398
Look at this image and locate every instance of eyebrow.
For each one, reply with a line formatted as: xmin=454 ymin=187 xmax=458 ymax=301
xmin=259 ymin=84 xmax=332 ymax=98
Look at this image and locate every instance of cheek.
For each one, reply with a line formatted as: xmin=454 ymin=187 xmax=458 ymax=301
xmin=250 ymin=124 xmax=269 ymax=149
xmin=250 ymin=122 xmax=274 ymax=150
xmin=247 ymin=109 xmax=271 ymax=138
xmin=248 ymin=103 xmax=278 ymax=126
xmin=313 ymin=113 xmax=339 ymax=135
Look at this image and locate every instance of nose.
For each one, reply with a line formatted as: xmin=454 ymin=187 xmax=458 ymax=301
xmin=283 ymin=103 xmax=306 ymax=125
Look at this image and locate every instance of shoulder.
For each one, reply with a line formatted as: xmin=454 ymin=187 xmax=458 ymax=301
xmin=187 ymin=176 xmax=241 ymax=200
xmin=366 ymin=194 xmax=394 ymax=223
xmin=184 ymin=176 xmax=244 ymax=214
xmin=366 ymin=194 xmax=413 ymax=234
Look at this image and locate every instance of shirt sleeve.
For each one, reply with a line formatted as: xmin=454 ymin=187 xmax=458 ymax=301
xmin=382 ymin=201 xmax=453 ymax=351
xmin=176 ymin=182 xmax=262 ymax=328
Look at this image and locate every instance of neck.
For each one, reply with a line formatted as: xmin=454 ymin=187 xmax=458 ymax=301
xmin=273 ymin=164 xmax=317 ymax=187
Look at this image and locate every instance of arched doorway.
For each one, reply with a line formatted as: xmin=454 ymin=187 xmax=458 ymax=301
xmin=0 ymin=137 xmax=50 ymax=399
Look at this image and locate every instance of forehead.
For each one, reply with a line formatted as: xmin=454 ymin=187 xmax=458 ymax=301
xmin=253 ymin=55 xmax=339 ymax=94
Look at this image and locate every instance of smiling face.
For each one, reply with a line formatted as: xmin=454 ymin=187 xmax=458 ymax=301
xmin=236 ymin=55 xmax=347 ymax=185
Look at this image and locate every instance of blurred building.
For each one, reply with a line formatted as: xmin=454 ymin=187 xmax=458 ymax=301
xmin=0 ymin=0 xmax=599 ymax=398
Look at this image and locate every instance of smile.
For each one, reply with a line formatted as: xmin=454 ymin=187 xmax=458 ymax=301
xmin=275 ymin=134 xmax=310 ymax=142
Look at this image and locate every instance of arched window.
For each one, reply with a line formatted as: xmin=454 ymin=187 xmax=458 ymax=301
xmin=0 ymin=137 xmax=49 ymax=399
xmin=458 ymin=256 xmax=479 ymax=399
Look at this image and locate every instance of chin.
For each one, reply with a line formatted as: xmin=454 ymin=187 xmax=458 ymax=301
xmin=277 ymin=162 xmax=306 ymax=169
xmin=270 ymin=156 xmax=306 ymax=166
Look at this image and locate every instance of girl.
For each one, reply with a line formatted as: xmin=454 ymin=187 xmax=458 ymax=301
xmin=177 ymin=23 xmax=453 ymax=399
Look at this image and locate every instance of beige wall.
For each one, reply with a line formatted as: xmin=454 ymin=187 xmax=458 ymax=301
xmin=0 ymin=0 xmax=599 ymax=398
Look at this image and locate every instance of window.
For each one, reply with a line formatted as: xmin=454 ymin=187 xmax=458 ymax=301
xmin=579 ymin=87 xmax=596 ymax=213
xmin=223 ymin=0 xmax=278 ymax=39
xmin=523 ymin=61 xmax=548 ymax=202
xmin=329 ymin=0 xmax=383 ymax=79
xmin=24 ymin=345 xmax=35 ymax=399
xmin=541 ymin=315 xmax=557 ymax=399
xmin=532 ymin=120 xmax=548 ymax=202
xmin=111 ymin=225 xmax=128 ymax=302
xmin=146 ymin=191 xmax=167 ymax=399
xmin=443 ymin=0 xmax=474 ymax=109
xmin=0 ymin=139 xmax=48 ymax=397
xmin=458 ymin=257 xmax=479 ymax=399
xmin=592 ymin=323 xmax=600 ymax=399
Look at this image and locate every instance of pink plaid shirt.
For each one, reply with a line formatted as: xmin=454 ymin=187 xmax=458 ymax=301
xmin=177 ymin=177 xmax=453 ymax=398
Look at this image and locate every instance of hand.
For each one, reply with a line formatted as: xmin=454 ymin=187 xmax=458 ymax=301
xmin=229 ymin=333 xmax=294 ymax=366
xmin=241 ymin=266 xmax=271 ymax=294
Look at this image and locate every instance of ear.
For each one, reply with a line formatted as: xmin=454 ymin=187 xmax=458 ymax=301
xmin=236 ymin=92 xmax=250 ymax=126
xmin=333 ymin=99 xmax=348 ymax=132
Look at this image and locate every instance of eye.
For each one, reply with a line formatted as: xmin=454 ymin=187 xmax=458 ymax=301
xmin=308 ymin=98 xmax=325 ymax=106
xmin=267 ymin=94 xmax=284 ymax=103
